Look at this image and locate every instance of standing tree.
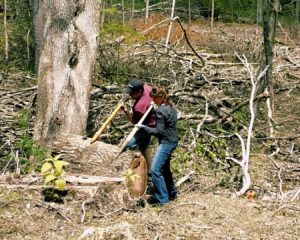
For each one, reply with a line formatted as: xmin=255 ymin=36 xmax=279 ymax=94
xmin=211 ymin=0 xmax=215 ymax=28
xmin=257 ymin=0 xmax=263 ymax=24
xmin=165 ymin=0 xmax=176 ymax=48
xmin=145 ymin=0 xmax=149 ymax=23
xmin=256 ymin=0 xmax=281 ymax=137
xmin=188 ymin=0 xmax=191 ymax=26
xmin=4 ymin=0 xmax=8 ymax=62
xmin=131 ymin=0 xmax=135 ymax=21
xmin=296 ymin=0 xmax=300 ymax=24
xmin=122 ymin=0 xmax=125 ymax=25
xmin=33 ymin=0 xmax=101 ymax=147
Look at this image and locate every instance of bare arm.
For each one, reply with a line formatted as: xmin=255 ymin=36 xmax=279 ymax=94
xmin=121 ymin=105 xmax=133 ymax=122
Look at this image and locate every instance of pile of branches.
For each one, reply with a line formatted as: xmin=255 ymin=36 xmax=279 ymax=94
xmin=90 ymin=36 xmax=300 ymax=193
xmin=1 ymin=35 xmax=299 ymax=195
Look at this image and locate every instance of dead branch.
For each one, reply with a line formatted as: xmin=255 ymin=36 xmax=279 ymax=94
xmin=272 ymin=204 xmax=300 ymax=217
xmin=219 ymin=92 xmax=269 ymax=124
xmin=173 ymin=17 xmax=205 ymax=67
xmin=175 ymin=171 xmax=195 ymax=187
xmin=226 ymin=54 xmax=268 ymax=196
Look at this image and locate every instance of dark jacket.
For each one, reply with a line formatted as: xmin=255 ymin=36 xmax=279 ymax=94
xmin=143 ymin=104 xmax=178 ymax=144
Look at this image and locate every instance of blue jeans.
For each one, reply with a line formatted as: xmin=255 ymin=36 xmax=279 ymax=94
xmin=126 ymin=128 xmax=151 ymax=151
xmin=151 ymin=142 xmax=178 ymax=204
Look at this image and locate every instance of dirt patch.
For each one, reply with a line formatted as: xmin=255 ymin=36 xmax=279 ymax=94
xmin=0 ymin=179 xmax=299 ymax=239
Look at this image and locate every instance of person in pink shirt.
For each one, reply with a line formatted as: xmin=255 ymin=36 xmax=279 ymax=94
xmin=121 ymin=79 xmax=156 ymax=174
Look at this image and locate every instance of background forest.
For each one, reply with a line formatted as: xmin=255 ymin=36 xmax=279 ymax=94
xmin=0 ymin=0 xmax=299 ymax=71
xmin=0 ymin=0 xmax=299 ymax=239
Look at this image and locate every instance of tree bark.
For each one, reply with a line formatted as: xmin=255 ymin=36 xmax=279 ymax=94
xmin=256 ymin=0 xmax=280 ymax=111
xmin=255 ymin=0 xmax=281 ymax=137
xmin=52 ymin=134 xmax=133 ymax=177
xmin=33 ymin=0 xmax=101 ymax=147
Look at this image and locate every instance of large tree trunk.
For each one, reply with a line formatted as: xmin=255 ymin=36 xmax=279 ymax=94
xmin=52 ymin=134 xmax=148 ymax=198
xmin=33 ymin=0 xmax=101 ymax=146
xmin=53 ymin=134 xmax=133 ymax=176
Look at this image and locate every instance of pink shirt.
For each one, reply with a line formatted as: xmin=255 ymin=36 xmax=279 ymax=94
xmin=132 ymin=85 xmax=156 ymax=127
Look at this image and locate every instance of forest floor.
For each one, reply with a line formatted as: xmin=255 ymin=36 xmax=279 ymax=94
xmin=0 ymin=20 xmax=300 ymax=239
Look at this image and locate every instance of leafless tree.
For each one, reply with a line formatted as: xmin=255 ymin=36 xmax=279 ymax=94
xmin=4 ymin=0 xmax=8 ymax=62
xmin=145 ymin=0 xmax=149 ymax=23
xmin=131 ymin=0 xmax=135 ymax=20
xmin=165 ymin=0 xmax=176 ymax=48
xmin=188 ymin=0 xmax=191 ymax=26
xmin=256 ymin=0 xmax=281 ymax=137
xmin=122 ymin=0 xmax=125 ymax=25
xmin=296 ymin=0 xmax=300 ymax=24
xmin=226 ymin=54 xmax=268 ymax=196
xmin=257 ymin=0 xmax=263 ymax=24
xmin=211 ymin=0 xmax=215 ymax=28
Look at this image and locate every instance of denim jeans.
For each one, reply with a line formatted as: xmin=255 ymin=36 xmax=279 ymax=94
xmin=126 ymin=128 xmax=151 ymax=151
xmin=151 ymin=142 xmax=178 ymax=204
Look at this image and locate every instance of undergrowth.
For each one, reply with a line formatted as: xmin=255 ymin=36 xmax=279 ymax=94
xmin=2 ymin=109 xmax=50 ymax=174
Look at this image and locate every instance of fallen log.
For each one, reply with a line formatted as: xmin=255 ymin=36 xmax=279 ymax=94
xmin=53 ymin=134 xmax=134 ymax=177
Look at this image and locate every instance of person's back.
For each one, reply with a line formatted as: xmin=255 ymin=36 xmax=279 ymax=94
xmin=132 ymin=84 xmax=156 ymax=127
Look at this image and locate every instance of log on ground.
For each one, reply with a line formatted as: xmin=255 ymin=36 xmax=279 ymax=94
xmin=53 ymin=134 xmax=135 ymax=177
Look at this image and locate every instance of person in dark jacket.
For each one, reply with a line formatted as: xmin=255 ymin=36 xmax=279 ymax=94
xmin=122 ymin=79 xmax=156 ymax=174
xmin=136 ymin=86 xmax=178 ymax=205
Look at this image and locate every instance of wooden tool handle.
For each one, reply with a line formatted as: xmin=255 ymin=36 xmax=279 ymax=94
xmin=118 ymin=102 xmax=154 ymax=152
xmin=91 ymin=100 xmax=123 ymax=143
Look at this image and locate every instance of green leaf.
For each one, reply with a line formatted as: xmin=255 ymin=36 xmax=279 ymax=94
xmin=45 ymin=174 xmax=56 ymax=184
xmin=133 ymin=174 xmax=140 ymax=179
xmin=53 ymin=160 xmax=69 ymax=173
xmin=129 ymin=174 xmax=140 ymax=182
xmin=53 ymin=154 xmax=62 ymax=161
xmin=44 ymin=157 xmax=54 ymax=162
xmin=41 ymin=162 xmax=52 ymax=174
xmin=125 ymin=169 xmax=133 ymax=177
xmin=55 ymin=179 xmax=66 ymax=190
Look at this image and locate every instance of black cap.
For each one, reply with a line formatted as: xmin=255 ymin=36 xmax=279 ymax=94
xmin=126 ymin=79 xmax=144 ymax=95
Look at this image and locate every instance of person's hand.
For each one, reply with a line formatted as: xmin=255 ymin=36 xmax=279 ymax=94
xmin=120 ymin=103 xmax=128 ymax=112
xmin=135 ymin=124 xmax=146 ymax=129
